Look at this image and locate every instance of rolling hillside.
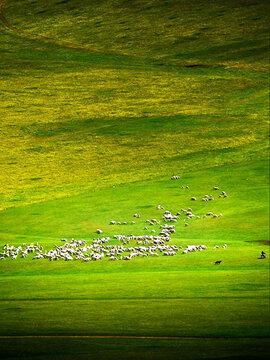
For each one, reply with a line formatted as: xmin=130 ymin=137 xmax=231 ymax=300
xmin=0 ymin=0 xmax=269 ymax=210
xmin=4 ymin=0 xmax=270 ymax=67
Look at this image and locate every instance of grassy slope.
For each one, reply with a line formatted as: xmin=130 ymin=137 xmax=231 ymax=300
xmin=5 ymin=0 xmax=270 ymax=68
xmin=0 ymin=0 xmax=269 ymax=210
xmin=0 ymin=39 xmax=268 ymax=209
xmin=0 ymin=0 xmax=269 ymax=358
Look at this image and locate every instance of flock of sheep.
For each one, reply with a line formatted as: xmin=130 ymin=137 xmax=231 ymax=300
xmin=0 ymin=178 xmax=228 ymax=263
xmin=0 ymin=237 xmax=227 ymax=262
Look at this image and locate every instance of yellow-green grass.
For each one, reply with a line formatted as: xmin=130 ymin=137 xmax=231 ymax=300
xmin=0 ymin=0 xmax=269 ymax=358
xmin=0 ymin=45 xmax=268 ymax=209
xmin=0 ymin=0 xmax=269 ymax=210
xmin=4 ymin=0 xmax=270 ymax=69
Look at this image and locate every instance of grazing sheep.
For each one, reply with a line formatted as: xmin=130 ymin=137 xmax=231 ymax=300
xmin=2 ymin=181 xmax=229 ymax=266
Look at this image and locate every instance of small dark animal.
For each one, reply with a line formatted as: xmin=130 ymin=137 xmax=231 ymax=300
xmin=215 ymin=260 xmax=222 ymax=265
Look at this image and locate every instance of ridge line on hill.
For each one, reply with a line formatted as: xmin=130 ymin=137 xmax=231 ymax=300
xmin=0 ymin=0 xmax=124 ymax=56
xmin=1 ymin=0 xmax=268 ymax=75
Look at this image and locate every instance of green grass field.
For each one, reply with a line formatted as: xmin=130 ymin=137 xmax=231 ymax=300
xmin=0 ymin=0 xmax=269 ymax=359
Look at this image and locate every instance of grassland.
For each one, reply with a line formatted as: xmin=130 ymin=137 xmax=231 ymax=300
xmin=0 ymin=0 xmax=269 ymax=211
xmin=0 ymin=0 xmax=269 ymax=359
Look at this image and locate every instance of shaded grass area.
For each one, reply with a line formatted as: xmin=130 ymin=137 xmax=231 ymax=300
xmin=0 ymin=338 xmax=269 ymax=360
xmin=4 ymin=0 xmax=270 ymax=68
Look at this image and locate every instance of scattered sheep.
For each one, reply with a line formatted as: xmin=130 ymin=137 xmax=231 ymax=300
xmin=0 ymin=185 xmax=229 ymax=264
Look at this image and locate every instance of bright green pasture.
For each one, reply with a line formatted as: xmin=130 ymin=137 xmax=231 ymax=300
xmin=0 ymin=158 xmax=268 ymax=244
xmin=0 ymin=159 xmax=269 ymax=340
xmin=0 ymin=262 xmax=269 ymax=337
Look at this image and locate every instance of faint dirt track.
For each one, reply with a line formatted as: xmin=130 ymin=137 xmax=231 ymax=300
xmin=0 ymin=335 xmax=269 ymax=340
